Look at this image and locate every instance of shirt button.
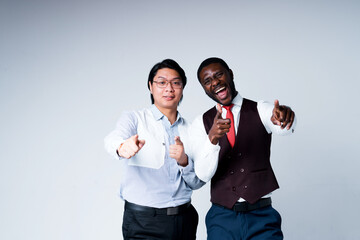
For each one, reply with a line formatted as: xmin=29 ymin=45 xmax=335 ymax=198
xmin=240 ymin=168 xmax=244 ymax=173
xmin=232 ymin=187 xmax=236 ymax=191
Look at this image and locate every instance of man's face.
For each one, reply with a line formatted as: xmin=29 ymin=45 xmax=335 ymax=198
xmin=198 ymin=63 xmax=235 ymax=106
xmin=149 ymin=68 xmax=183 ymax=111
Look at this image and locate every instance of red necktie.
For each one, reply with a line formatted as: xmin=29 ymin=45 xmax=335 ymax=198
xmin=223 ymin=104 xmax=235 ymax=147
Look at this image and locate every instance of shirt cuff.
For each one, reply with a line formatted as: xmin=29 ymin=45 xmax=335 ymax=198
xmin=178 ymin=155 xmax=194 ymax=174
xmin=205 ymin=135 xmax=221 ymax=151
xmin=111 ymin=140 xmax=125 ymax=160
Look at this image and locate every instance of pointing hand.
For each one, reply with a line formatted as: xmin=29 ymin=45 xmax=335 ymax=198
xmin=271 ymin=99 xmax=295 ymax=129
xmin=118 ymin=134 xmax=146 ymax=159
xmin=208 ymin=103 xmax=231 ymax=145
xmin=169 ymin=136 xmax=188 ymax=167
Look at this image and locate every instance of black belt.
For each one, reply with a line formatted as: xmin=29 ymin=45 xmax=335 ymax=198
xmin=125 ymin=201 xmax=191 ymax=216
xmin=232 ymin=198 xmax=272 ymax=212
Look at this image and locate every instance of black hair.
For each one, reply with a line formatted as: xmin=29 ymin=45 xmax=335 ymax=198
xmin=147 ymin=59 xmax=187 ymax=104
xmin=197 ymin=57 xmax=231 ymax=82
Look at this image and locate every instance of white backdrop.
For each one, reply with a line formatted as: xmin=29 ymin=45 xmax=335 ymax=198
xmin=1 ymin=0 xmax=359 ymax=239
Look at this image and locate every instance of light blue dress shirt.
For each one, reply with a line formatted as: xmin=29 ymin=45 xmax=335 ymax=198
xmin=104 ymin=105 xmax=205 ymax=208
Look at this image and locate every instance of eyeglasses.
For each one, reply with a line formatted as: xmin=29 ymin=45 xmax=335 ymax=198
xmin=153 ymin=80 xmax=183 ymax=89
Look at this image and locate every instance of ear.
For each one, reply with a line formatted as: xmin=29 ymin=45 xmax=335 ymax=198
xmin=149 ymin=81 xmax=153 ymax=94
xmin=229 ymin=69 xmax=234 ymax=80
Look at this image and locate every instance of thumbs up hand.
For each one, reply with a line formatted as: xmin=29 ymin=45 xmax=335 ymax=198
xmin=117 ymin=134 xmax=146 ymax=159
xmin=169 ymin=136 xmax=188 ymax=167
xmin=208 ymin=103 xmax=231 ymax=145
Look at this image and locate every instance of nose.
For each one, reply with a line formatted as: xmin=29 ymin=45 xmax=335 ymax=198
xmin=165 ymin=82 xmax=175 ymax=92
xmin=211 ymin=77 xmax=220 ymax=87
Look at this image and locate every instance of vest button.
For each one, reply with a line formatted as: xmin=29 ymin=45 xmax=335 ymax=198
xmin=240 ymin=168 xmax=244 ymax=173
xmin=230 ymin=171 xmax=234 ymax=175
xmin=232 ymin=186 xmax=236 ymax=191
xmin=238 ymin=153 xmax=242 ymax=157
xmin=244 ymin=185 xmax=248 ymax=189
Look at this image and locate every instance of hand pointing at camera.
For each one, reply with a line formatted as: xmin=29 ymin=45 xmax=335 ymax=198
xmin=208 ymin=103 xmax=231 ymax=145
xmin=117 ymin=134 xmax=145 ymax=159
xmin=271 ymin=99 xmax=295 ymax=130
xmin=169 ymin=136 xmax=188 ymax=167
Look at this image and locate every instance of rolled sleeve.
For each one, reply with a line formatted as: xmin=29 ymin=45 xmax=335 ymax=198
xmin=104 ymin=111 xmax=137 ymax=160
xmin=179 ymin=156 xmax=205 ymax=190
xmin=189 ymin=116 xmax=221 ymax=182
xmin=194 ymin=137 xmax=220 ymax=182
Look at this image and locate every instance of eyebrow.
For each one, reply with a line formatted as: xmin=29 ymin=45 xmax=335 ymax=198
xmin=203 ymin=70 xmax=222 ymax=79
xmin=157 ymin=76 xmax=182 ymax=81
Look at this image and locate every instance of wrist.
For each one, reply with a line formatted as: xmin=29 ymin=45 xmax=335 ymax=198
xmin=117 ymin=143 xmax=124 ymax=157
xmin=209 ymin=135 xmax=219 ymax=145
xmin=178 ymin=154 xmax=188 ymax=167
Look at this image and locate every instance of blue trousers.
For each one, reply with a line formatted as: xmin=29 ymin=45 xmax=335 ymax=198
xmin=206 ymin=204 xmax=283 ymax=240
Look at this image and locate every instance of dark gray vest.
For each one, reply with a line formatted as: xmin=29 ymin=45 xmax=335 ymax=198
xmin=203 ymin=98 xmax=279 ymax=208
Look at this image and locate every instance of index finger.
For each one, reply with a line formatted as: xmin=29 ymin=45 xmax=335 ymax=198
xmin=274 ymin=99 xmax=280 ymax=110
xmin=214 ymin=104 xmax=223 ymax=120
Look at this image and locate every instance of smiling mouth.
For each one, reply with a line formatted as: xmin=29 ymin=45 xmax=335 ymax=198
xmin=215 ymin=86 xmax=226 ymax=94
xmin=213 ymin=86 xmax=229 ymax=100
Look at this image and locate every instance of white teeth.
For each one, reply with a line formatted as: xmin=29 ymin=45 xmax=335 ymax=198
xmin=215 ymin=87 xmax=225 ymax=94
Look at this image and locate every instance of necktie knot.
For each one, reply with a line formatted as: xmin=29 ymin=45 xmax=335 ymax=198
xmin=223 ymin=104 xmax=234 ymax=111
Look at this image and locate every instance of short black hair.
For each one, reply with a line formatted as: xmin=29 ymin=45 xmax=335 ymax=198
xmin=148 ymin=59 xmax=187 ymax=104
xmin=197 ymin=57 xmax=231 ymax=82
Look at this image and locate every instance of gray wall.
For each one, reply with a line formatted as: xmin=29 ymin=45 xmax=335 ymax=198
xmin=1 ymin=0 xmax=359 ymax=239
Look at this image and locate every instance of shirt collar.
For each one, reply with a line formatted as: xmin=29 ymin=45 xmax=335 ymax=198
xmin=231 ymin=93 xmax=243 ymax=108
xmin=150 ymin=104 xmax=183 ymax=124
xmin=219 ymin=93 xmax=243 ymax=109
xmin=150 ymin=104 xmax=163 ymax=121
